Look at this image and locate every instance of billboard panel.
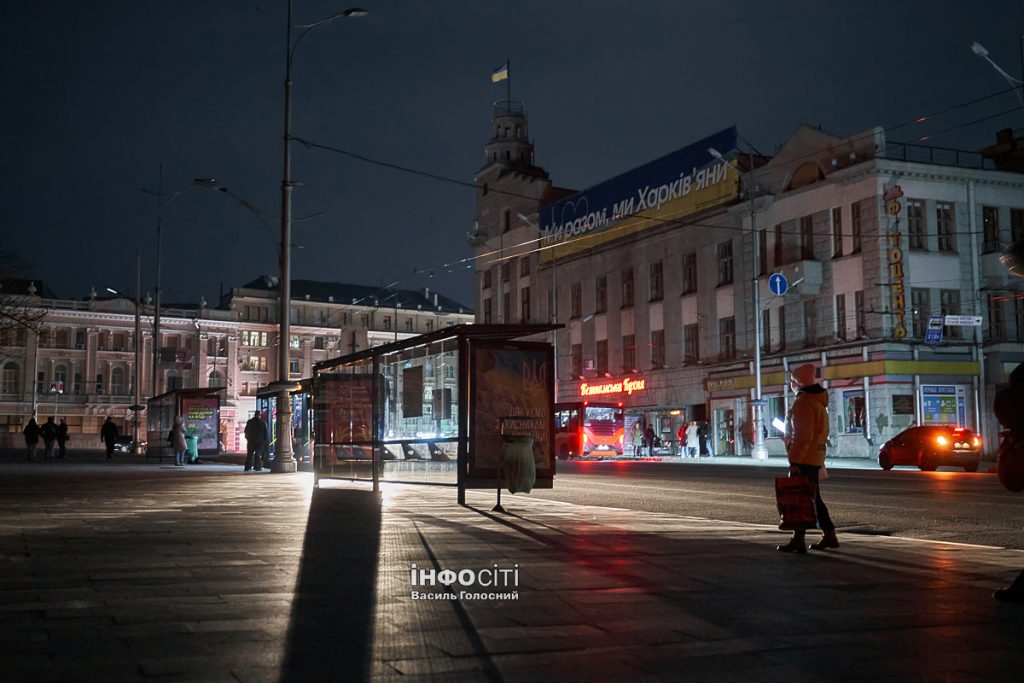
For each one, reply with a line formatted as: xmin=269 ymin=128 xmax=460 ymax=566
xmin=469 ymin=341 xmax=554 ymax=483
xmin=540 ymin=126 xmax=740 ymax=261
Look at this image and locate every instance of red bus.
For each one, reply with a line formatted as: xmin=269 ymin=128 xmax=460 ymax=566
xmin=554 ymin=401 xmax=625 ymax=459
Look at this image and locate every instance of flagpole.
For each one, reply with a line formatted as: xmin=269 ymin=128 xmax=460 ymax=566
xmin=506 ymin=57 xmax=511 ymax=110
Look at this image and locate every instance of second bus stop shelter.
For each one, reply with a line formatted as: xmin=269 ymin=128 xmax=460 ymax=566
xmin=311 ymin=324 xmax=558 ymax=503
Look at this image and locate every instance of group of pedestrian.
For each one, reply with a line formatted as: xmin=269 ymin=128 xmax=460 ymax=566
xmin=679 ymin=421 xmax=712 ymax=458
xmin=22 ymin=416 xmax=70 ymax=461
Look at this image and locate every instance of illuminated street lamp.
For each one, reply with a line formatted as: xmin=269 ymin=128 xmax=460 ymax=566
xmin=272 ymin=2 xmax=368 ymax=472
xmin=709 ymin=146 xmax=768 ymax=460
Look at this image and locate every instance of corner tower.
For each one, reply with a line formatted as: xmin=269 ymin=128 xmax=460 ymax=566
xmin=470 ymin=100 xmax=555 ymax=324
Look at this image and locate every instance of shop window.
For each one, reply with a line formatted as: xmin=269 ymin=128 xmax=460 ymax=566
xmin=839 ymin=390 xmax=865 ymax=434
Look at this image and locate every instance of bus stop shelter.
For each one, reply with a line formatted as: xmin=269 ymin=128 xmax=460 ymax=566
xmin=146 ymin=388 xmax=222 ymax=462
xmin=312 ymin=324 xmax=558 ymax=503
xmin=256 ymin=379 xmax=313 ymax=464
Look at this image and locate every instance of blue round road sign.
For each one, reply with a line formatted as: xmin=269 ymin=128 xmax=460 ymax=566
xmin=769 ymin=273 xmax=789 ymax=296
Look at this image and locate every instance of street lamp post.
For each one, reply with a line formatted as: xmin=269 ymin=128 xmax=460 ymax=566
xmin=971 ymin=39 xmax=1024 ymax=118
xmin=106 ymin=253 xmax=144 ymax=452
xmin=272 ymin=2 xmax=367 ymax=473
xmin=709 ymin=147 xmax=768 ymax=460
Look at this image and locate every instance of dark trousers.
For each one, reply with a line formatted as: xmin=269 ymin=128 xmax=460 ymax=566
xmin=104 ymin=441 xmax=115 ymax=460
xmin=58 ymin=440 xmax=66 ymax=458
xmin=794 ymin=464 xmax=835 ymax=532
xmin=245 ymin=443 xmax=264 ymax=471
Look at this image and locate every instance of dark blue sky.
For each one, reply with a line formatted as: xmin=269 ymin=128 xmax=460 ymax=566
xmin=2 ymin=1 xmax=1023 ymax=307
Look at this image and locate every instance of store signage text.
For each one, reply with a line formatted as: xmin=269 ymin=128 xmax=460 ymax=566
xmin=580 ymin=377 xmax=646 ymax=397
xmin=888 ymin=230 xmax=906 ymax=340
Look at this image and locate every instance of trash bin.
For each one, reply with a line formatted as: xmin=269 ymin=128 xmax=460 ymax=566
xmin=501 ymin=435 xmax=536 ymax=494
xmin=185 ymin=435 xmax=199 ymax=463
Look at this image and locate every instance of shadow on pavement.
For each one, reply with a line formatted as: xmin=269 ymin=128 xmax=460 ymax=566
xmin=281 ymin=487 xmax=381 ymax=682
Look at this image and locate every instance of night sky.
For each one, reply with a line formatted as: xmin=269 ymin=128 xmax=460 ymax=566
xmin=2 ymin=1 xmax=1023 ymax=308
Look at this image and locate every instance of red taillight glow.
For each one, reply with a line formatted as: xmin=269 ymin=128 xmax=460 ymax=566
xmin=936 ymin=435 xmax=948 ymax=446
xmin=973 ymin=436 xmax=981 ymax=447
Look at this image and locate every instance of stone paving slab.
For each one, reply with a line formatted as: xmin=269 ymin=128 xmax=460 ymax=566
xmin=0 ymin=462 xmax=1022 ymax=681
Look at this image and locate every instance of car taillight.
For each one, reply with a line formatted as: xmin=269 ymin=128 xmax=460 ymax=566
xmin=936 ymin=435 xmax=948 ymax=446
xmin=972 ymin=436 xmax=981 ymax=447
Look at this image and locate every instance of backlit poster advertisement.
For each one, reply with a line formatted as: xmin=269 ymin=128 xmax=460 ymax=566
xmin=313 ymin=374 xmax=380 ymax=444
xmin=921 ymin=385 xmax=966 ymax=426
xmin=181 ymin=396 xmax=219 ymax=452
xmin=469 ymin=341 xmax=553 ymax=483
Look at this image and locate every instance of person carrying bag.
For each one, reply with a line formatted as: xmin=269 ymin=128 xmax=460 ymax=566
xmin=777 ymin=363 xmax=838 ymax=554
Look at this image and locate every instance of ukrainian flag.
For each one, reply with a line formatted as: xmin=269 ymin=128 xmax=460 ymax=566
xmin=491 ymin=61 xmax=509 ymax=83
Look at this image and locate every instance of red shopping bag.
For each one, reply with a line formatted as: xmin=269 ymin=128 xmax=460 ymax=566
xmin=775 ymin=475 xmax=817 ymax=530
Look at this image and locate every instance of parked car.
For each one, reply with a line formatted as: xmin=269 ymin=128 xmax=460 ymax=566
xmin=877 ymin=425 xmax=982 ymax=472
xmin=113 ymin=436 xmax=144 ymax=454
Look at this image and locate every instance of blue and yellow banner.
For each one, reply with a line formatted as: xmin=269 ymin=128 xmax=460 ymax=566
xmin=540 ymin=126 xmax=740 ymax=261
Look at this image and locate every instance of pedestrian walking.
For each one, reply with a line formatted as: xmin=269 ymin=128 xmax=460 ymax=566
xmin=685 ymin=421 xmax=700 ymax=458
xmin=41 ymin=417 xmax=58 ymax=461
xmin=993 ymin=363 xmax=1024 ymax=603
xmin=100 ymin=417 xmax=119 ymax=462
xmin=244 ymin=410 xmax=268 ymax=471
xmin=169 ymin=415 xmax=188 ymax=467
xmin=777 ymin=363 xmax=838 ymax=554
xmin=56 ymin=418 xmax=69 ymax=458
xmin=676 ymin=422 xmax=688 ymax=456
xmin=23 ymin=417 xmax=41 ymax=461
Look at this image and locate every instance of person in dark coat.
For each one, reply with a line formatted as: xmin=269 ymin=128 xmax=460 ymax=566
xmin=100 ymin=417 xmax=119 ymax=462
xmin=41 ymin=417 xmax=58 ymax=461
xmin=697 ymin=422 xmax=709 ymax=457
xmin=993 ymin=363 xmax=1024 ymax=603
xmin=23 ymin=418 xmax=41 ymax=461
xmin=243 ymin=410 xmax=268 ymax=472
xmin=56 ymin=419 xmax=69 ymax=458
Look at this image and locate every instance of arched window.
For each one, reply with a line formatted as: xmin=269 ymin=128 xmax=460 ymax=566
xmin=1 ymin=362 xmax=19 ymax=394
xmin=110 ymin=367 xmax=125 ymax=395
xmin=208 ymin=370 xmax=224 ymax=389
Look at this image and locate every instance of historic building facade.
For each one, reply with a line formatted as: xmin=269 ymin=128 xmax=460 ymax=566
xmin=0 ymin=277 xmax=472 ymax=449
xmin=472 ymin=103 xmax=1024 ymax=458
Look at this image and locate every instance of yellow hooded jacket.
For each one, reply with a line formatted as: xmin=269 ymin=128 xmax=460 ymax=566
xmin=787 ymin=385 xmax=829 ymax=467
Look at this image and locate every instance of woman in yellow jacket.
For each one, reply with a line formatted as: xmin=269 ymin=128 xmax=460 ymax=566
xmin=778 ymin=363 xmax=839 ymax=554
